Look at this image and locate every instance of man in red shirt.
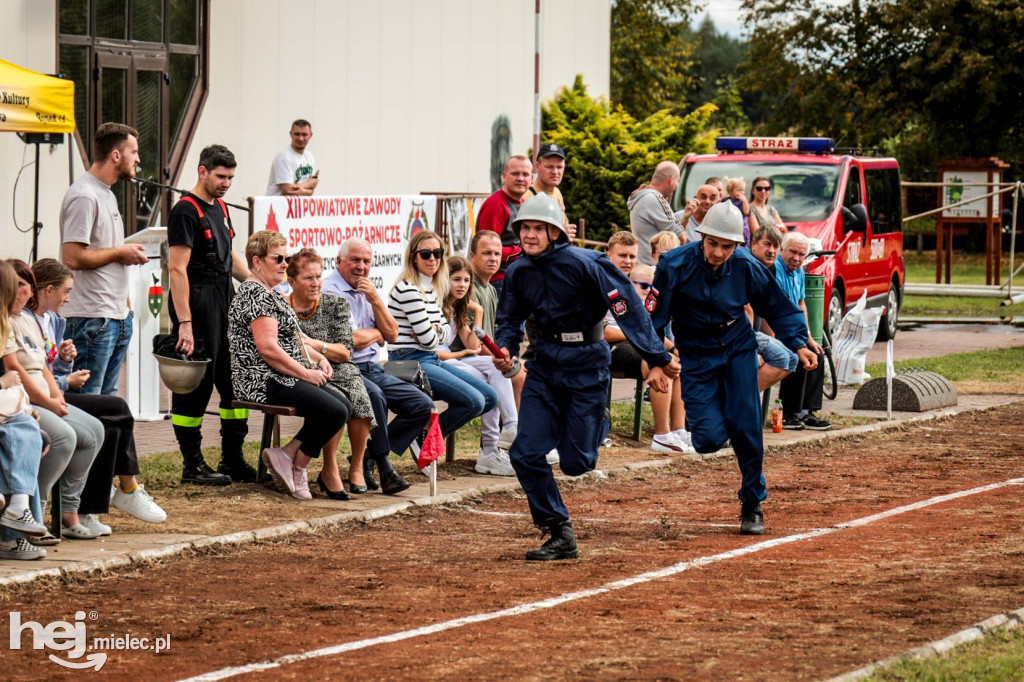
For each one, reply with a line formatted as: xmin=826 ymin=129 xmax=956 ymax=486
xmin=476 ymin=154 xmax=533 ymax=297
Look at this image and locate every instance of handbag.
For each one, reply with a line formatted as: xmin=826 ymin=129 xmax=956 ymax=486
xmin=383 ymin=361 xmax=432 ymax=396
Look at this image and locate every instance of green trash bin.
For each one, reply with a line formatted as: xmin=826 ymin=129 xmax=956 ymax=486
xmin=805 ymin=274 xmax=825 ymax=346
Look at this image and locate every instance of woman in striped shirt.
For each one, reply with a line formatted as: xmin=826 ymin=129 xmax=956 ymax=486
xmin=387 ymin=231 xmax=497 ymax=441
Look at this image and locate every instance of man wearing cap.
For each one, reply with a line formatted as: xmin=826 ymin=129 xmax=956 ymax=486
xmin=476 ymin=155 xmax=533 ymax=298
xmin=494 ymin=193 xmax=679 ymax=562
xmin=527 ymin=143 xmax=568 ymax=211
xmin=648 ymin=201 xmax=816 ymax=535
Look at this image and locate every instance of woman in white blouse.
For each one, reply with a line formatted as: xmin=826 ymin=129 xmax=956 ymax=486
xmin=387 ymin=231 xmax=497 ymax=442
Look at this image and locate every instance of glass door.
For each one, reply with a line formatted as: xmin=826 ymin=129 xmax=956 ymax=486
xmin=95 ymin=51 xmax=169 ymax=235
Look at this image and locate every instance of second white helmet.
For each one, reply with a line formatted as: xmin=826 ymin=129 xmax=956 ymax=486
xmin=695 ymin=200 xmax=745 ymax=243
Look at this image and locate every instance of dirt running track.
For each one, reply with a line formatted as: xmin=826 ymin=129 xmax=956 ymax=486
xmin=3 ymin=404 xmax=1024 ymax=681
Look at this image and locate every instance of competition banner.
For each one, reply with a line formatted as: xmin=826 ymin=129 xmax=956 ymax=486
xmin=251 ymin=194 xmax=437 ymax=293
xmin=0 ymin=59 xmax=75 ymax=133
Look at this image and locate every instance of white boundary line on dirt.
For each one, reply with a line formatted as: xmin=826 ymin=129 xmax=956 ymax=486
xmin=1 ymin=398 xmax=1018 ymax=589
xmin=182 ymin=475 xmax=1024 ymax=682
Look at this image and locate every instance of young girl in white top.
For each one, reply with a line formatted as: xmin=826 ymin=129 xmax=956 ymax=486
xmin=387 ymin=232 xmax=498 ymax=444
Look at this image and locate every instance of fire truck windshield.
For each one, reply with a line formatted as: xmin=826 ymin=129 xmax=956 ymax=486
xmin=675 ymin=161 xmax=842 ymax=224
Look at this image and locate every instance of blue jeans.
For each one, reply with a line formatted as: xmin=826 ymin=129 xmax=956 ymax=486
xmin=756 ymin=331 xmax=798 ymax=372
xmin=0 ymin=413 xmax=44 ymax=541
xmin=65 ymin=312 xmax=133 ymax=395
xmin=357 ymin=363 xmax=434 ymax=457
xmin=388 ymin=349 xmax=498 ymax=438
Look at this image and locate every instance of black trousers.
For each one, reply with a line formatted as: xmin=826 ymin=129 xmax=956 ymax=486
xmin=65 ymin=393 xmax=140 ymax=515
xmin=779 ymin=350 xmax=824 ymax=415
xmin=265 ymin=379 xmax=351 ymax=457
xmin=170 ymin=276 xmax=248 ymax=458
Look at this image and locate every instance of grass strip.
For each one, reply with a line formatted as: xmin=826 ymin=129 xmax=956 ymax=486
xmin=865 ymin=346 xmax=1024 ymax=384
xmin=864 ymin=626 xmax=1024 ymax=682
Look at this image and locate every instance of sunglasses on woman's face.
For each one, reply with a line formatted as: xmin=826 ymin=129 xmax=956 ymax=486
xmin=632 ymin=281 xmax=653 ymax=291
xmin=265 ymin=254 xmax=287 ymax=264
xmin=416 ymin=248 xmax=446 ymax=261
xmin=754 ymin=186 xmax=771 ymax=192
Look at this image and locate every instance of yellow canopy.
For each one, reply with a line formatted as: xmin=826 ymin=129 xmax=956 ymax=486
xmin=0 ymin=58 xmax=75 ymax=134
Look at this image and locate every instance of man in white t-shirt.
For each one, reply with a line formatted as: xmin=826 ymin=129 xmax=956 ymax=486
xmin=60 ymin=122 xmax=149 ymax=396
xmin=265 ymin=119 xmax=319 ymax=196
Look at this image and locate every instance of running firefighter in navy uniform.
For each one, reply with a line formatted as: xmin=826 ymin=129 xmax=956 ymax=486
xmin=648 ymin=200 xmax=817 ymax=535
xmin=494 ymin=193 xmax=680 ymax=561
xmin=167 ymin=145 xmax=253 ymax=486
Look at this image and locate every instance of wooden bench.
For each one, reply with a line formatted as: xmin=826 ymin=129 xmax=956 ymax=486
xmin=608 ymin=372 xmax=645 ymax=441
xmin=231 ymin=400 xmax=298 ymax=483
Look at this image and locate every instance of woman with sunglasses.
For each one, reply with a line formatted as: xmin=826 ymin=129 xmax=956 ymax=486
xmin=749 ymin=176 xmax=786 ymax=232
xmin=387 ymin=231 xmax=497 ymax=452
xmin=228 ymin=231 xmax=351 ymax=500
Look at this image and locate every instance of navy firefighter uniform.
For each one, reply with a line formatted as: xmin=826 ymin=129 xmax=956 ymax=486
xmin=167 ymin=192 xmax=249 ymax=484
xmin=496 ymin=199 xmax=672 ymax=541
xmin=649 ymin=204 xmax=808 ymax=520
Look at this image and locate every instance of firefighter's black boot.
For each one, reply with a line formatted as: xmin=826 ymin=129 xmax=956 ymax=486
xmin=177 ymin=425 xmax=231 ymax=486
xmin=525 ymin=520 xmax=579 ymax=561
xmin=217 ymin=420 xmax=256 ymax=483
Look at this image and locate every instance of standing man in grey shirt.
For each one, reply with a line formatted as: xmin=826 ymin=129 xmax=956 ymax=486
xmin=60 ymin=122 xmax=148 ymax=395
xmin=627 ymin=161 xmax=687 ymax=265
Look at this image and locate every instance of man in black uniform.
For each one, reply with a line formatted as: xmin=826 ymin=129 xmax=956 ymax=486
xmin=167 ymin=145 xmax=252 ymax=485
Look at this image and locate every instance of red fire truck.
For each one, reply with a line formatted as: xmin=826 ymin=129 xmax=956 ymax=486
xmin=674 ymin=137 xmax=904 ymax=340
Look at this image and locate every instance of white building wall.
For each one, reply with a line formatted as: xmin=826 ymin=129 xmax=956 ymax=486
xmin=1 ymin=0 xmax=609 ymax=259
xmin=0 ymin=1 xmax=68 ymax=261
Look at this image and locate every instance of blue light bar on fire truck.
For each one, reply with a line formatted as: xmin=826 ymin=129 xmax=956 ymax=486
xmin=715 ymin=137 xmax=835 ymax=153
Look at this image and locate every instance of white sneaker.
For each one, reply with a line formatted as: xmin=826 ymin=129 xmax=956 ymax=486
xmin=111 ymin=484 xmax=167 ymax=523
xmin=80 ymin=514 xmax=112 ymax=536
xmin=0 ymin=538 xmax=46 ymax=561
xmin=651 ymin=432 xmax=693 ymax=454
xmin=545 ymin=449 xmax=559 ymax=465
xmin=671 ymin=429 xmax=693 ymax=447
xmin=496 ymin=425 xmax=518 ymax=451
xmin=475 ymin=449 xmax=516 ymax=476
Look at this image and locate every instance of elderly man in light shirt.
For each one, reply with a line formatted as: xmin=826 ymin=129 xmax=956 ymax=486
xmin=322 ymin=238 xmax=434 ymax=490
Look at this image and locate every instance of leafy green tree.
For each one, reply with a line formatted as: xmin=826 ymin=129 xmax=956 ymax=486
xmin=739 ymin=0 xmax=1024 ymax=178
xmin=611 ymin=0 xmax=698 ymax=120
xmin=542 ymin=76 xmax=716 ymax=242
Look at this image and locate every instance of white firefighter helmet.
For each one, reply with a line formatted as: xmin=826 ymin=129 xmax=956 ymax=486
xmin=154 ymin=354 xmax=210 ymax=394
xmin=695 ymin=200 xmax=746 ymax=243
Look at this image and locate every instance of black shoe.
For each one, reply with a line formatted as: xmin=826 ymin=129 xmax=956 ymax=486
xmin=782 ymin=415 xmax=805 ymax=430
xmin=801 ymin=414 xmax=832 ymax=431
xmin=740 ymin=501 xmax=764 ymax=535
xmin=181 ymin=462 xmax=232 ymax=486
xmin=347 ymin=479 xmax=368 ymax=495
xmin=316 ymin=473 xmax=351 ymax=501
xmin=525 ymin=521 xmax=579 ymax=561
xmin=217 ymin=459 xmax=259 ymax=483
xmin=350 ymin=456 xmax=379 ymax=491
xmin=379 ymin=469 xmax=411 ymax=495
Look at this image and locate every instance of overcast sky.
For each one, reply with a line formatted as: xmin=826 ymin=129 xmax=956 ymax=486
xmin=697 ymin=0 xmax=746 ymax=37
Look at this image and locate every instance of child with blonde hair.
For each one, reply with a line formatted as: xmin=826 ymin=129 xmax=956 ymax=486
xmin=726 ymin=177 xmax=751 ymax=246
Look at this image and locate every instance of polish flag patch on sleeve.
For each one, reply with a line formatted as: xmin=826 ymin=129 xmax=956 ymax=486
xmin=608 ymin=288 xmax=628 ymax=317
xmin=645 ymin=287 xmax=659 ymax=313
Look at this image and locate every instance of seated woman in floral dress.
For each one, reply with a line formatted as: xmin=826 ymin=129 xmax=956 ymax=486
xmin=227 ymin=231 xmax=351 ymax=501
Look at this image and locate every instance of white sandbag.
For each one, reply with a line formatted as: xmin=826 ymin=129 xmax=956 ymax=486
xmin=833 ymin=291 xmax=881 ymax=386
